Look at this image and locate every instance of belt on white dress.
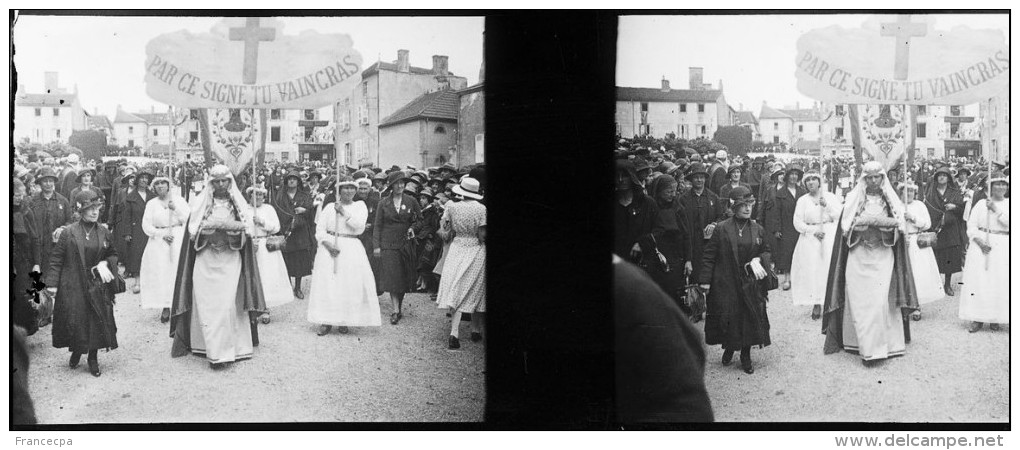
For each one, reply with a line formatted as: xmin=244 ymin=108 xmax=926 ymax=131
xmin=978 ymin=227 xmax=1009 ymax=236
xmin=326 ymin=230 xmax=360 ymax=238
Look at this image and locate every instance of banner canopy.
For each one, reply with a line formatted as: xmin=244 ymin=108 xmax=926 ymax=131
xmin=795 ymin=15 xmax=1008 ymax=105
xmin=145 ymin=17 xmax=363 ymax=109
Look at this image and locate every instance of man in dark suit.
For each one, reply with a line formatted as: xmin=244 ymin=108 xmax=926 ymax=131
xmin=29 ymin=167 xmax=73 ymax=278
xmin=679 ymin=163 xmax=725 ymax=288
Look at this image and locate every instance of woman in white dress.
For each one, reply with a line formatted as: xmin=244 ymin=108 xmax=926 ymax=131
xmin=249 ymin=185 xmax=294 ymax=324
xmin=307 ymin=179 xmax=381 ymax=335
xmin=140 ymin=176 xmax=190 ymax=323
xmin=900 ymin=182 xmax=944 ymax=320
xmin=436 ymin=178 xmax=487 ymax=350
xmin=959 ymin=174 xmax=1009 ymax=333
xmin=790 ymin=172 xmax=841 ymax=320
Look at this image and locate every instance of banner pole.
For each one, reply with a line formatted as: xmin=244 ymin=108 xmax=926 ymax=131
xmin=985 ymin=143 xmax=992 ymax=271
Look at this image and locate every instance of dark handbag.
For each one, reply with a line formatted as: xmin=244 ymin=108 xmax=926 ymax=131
xmin=92 ymin=266 xmax=126 ymax=296
xmin=684 ymin=284 xmax=707 ymax=318
xmin=745 ymin=262 xmax=779 ymax=292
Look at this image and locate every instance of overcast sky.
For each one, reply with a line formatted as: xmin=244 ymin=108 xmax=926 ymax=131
xmin=617 ymin=13 xmax=1009 ymax=113
xmin=12 ymin=14 xmax=483 ymax=118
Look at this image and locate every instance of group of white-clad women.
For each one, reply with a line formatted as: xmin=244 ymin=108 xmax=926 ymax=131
xmin=788 ymin=168 xmax=1009 ymax=333
xmin=135 ymin=169 xmax=487 ymax=349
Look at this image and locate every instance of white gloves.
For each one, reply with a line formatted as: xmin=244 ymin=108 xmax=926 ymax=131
xmin=94 ymin=261 xmax=115 ymax=283
xmin=749 ymin=257 xmax=767 ymax=280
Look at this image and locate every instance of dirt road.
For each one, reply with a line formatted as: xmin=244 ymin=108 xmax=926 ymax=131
xmin=26 ymin=280 xmax=485 ymax=424
xmin=698 ymin=272 xmax=1009 ymax=422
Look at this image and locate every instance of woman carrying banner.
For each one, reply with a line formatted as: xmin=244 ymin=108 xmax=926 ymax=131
xmin=307 ymin=179 xmax=380 ymax=335
xmin=959 ymin=173 xmax=1009 ymax=333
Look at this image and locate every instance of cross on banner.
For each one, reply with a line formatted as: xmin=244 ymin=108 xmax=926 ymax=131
xmin=880 ymin=15 xmax=927 ymax=81
xmin=229 ymin=18 xmax=276 ymax=84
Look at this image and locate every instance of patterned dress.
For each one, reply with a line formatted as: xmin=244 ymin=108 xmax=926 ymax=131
xmin=436 ymin=200 xmax=487 ymax=313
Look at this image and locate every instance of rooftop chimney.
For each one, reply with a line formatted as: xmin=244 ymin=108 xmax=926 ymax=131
xmin=44 ymin=72 xmax=59 ymax=93
xmin=661 ymin=77 xmax=671 ymax=92
xmin=739 ymin=103 xmax=743 ymax=111
xmin=397 ymin=49 xmax=410 ymax=73
xmin=17 ymin=84 xmax=27 ymax=98
xmin=718 ymin=79 xmax=723 ymax=91
xmin=432 ymin=55 xmax=449 ymax=77
xmin=689 ymin=67 xmax=704 ymax=90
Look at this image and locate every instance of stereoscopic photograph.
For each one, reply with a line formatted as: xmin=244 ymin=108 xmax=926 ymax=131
xmin=11 ymin=12 xmax=486 ymax=424
xmin=613 ymin=13 xmax=1008 ymax=423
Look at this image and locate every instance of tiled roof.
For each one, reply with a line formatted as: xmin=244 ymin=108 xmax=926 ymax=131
xmin=778 ymin=108 xmax=823 ymax=122
xmin=87 ymin=115 xmax=113 ymax=129
xmin=114 ymin=109 xmax=147 ymax=123
xmin=759 ymin=104 xmax=791 ymax=120
xmin=362 ymin=61 xmax=454 ymax=77
xmin=15 ymin=93 xmax=76 ymax=107
xmin=135 ymin=113 xmax=174 ymax=126
xmin=379 ymin=89 xmax=459 ymax=128
xmin=734 ymin=111 xmax=758 ymax=125
xmin=617 ymin=86 xmax=723 ymax=103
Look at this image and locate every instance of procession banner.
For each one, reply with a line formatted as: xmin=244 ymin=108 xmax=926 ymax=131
xmin=853 ymin=104 xmax=913 ymax=172
xmin=795 ymin=16 xmax=1008 ymax=106
xmin=203 ymin=109 xmax=262 ymax=176
xmin=144 ymin=17 xmax=364 ymax=110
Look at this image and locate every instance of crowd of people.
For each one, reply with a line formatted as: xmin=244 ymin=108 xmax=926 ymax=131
xmin=614 ymin=138 xmax=1009 ymax=377
xmin=12 ymin=149 xmax=488 ymax=378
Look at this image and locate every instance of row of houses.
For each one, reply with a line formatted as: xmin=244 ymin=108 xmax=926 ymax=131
xmin=616 ymin=68 xmax=1008 ymax=162
xmin=14 ymin=49 xmax=486 ymax=169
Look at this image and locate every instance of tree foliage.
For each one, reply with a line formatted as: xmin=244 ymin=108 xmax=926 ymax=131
xmin=68 ymin=129 xmax=108 ymax=161
xmin=712 ymin=126 xmax=752 ymax=156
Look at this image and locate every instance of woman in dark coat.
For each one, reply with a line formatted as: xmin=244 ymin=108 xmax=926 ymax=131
xmin=765 ymin=164 xmax=806 ymax=290
xmin=117 ymin=171 xmax=152 ymax=285
xmin=924 ymin=167 xmax=965 ymax=296
xmin=44 ymin=190 xmax=119 ymax=377
xmin=615 ymin=159 xmax=659 ymax=266
xmin=699 ymin=186 xmax=772 ymax=375
xmin=412 ymin=188 xmax=444 ymax=296
xmin=646 ymin=175 xmax=690 ymax=315
xmin=373 ymin=171 xmax=423 ymax=325
xmin=274 ymin=170 xmax=316 ymax=299
xmin=13 ymin=178 xmax=43 ymax=335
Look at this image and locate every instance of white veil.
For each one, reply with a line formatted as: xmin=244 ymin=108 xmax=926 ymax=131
xmin=187 ymin=165 xmax=253 ymax=236
xmin=840 ymin=161 xmax=905 ymax=232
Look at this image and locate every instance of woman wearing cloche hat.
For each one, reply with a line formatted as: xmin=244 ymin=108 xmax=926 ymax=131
xmin=436 ymin=177 xmax=486 ymax=349
xmin=43 ymin=190 xmax=119 ymax=377
xmin=373 ymin=170 xmax=423 ymax=325
xmin=698 ymin=185 xmax=772 ymax=374
xmin=959 ymin=172 xmax=1009 ymax=333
